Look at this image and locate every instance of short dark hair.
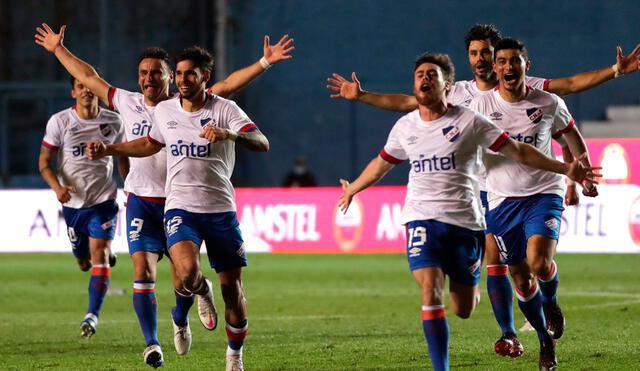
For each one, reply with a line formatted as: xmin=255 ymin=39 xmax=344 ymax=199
xmin=138 ymin=47 xmax=171 ymax=68
xmin=494 ymin=37 xmax=529 ymax=61
xmin=175 ymin=46 xmax=214 ymax=73
xmin=414 ymin=52 xmax=455 ymax=86
xmin=70 ymin=68 xmax=103 ymax=89
xmin=464 ymin=24 xmax=502 ymax=50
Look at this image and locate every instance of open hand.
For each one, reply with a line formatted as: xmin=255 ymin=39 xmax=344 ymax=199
xmin=327 ymin=72 xmax=363 ymax=100
xmin=35 ymin=23 xmax=66 ymax=53
xmin=264 ymin=34 xmax=295 ymax=65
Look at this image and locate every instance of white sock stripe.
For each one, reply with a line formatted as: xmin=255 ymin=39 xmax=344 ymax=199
xmin=539 ymin=261 xmax=558 ymax=282
xmin=174 ymin=289 xmax=194 ymax=297
xmin=516 ymin=285 xmax=540 ymax=302
xmin=92 ymin=264 xmax=109 ymax=268
xmin=486 ymin=264 xmax=508 ymax=268
xmin=133 ymin=282 xmax=155 ymax=290
xmin=421 ymin=304 xmax=445 ymax=311
xmin=226 ymin=321 xmax=249 ymax=333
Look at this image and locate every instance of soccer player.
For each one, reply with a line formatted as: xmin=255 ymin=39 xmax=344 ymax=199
xmin=87 ymin=46 xmax=268 ymax=371
xmin=38 ymin=74 xmax=125 ymax=340
xmin=469 ymin=37 xmax=600 ymax=371
xmin=337 ymin=52 xmax=598 ymax=371
xmin=326 ymin=23 xmax=635 ymax=357
xmin=35 ymin=23 xmax=293 ymax=368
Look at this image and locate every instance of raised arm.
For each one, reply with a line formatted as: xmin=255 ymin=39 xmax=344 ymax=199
xmin=87 ymin=137 xmax=162 ymax=160
xmin=498 ymin=138 xmax=600 ymax=184
xmin=547 ymin=44 xmax=640 ymax=96
xmin=35 ymin=23 xmax=110 ymax=106
xmin=199 ymin=125 xmax=269 ymax=152
xmin=338 ymin=156 xmax=395 ymax=213
xmin=208 ymin=34 xmax=294 ymax=98
xmin=38 ymin=146 xmax=73 ymax=203
xmin=326 ymin=72 xmax=418 ymax=112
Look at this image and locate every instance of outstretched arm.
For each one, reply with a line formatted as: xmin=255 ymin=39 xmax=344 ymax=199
xmin=326 ymin=72 xmax=418 ymax=112
xmin=87 ymin=137 xmax=162 ymax=160
xmin=35 ymin=23 xmax=110 ymax=106
xmin=498 ymin=138 xmax=601 ymax=184
xmin=208 ymin=34 xmax=294 ymax=98
xmin=560 ymin=145 xmax=579 ymax=205
xmin=547 ymin=44 xmax=640 ymax=96
xmin=199 ymin=125 xmax=269 ymax=152
xmin=338 ymin=156 xmax=395 ymax=213
xmin=560 ymin=126 xmax=599 ymax=197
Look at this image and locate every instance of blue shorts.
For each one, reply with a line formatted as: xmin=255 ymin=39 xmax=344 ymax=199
xmin=126 ymin=193 xmax=167 ymax=257
xmin=406 ymin=219 xmax=483 ymax=286
xmin=164 ymin=209 xmax=246 ymax=273
xmin=62 ymin=200 xmax=118 ymax=259
xmin=486 ymin=194 xmax=564 ymax=265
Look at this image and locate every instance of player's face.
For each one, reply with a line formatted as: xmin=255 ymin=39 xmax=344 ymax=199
xmin=70 ymin=79 xmax=97 ymax=108
xmin=138 ymin=58 xmax=172 ymax=103
xmin=175 ymin=59 xmax=210 ymax=100
xmin=468 ymin=39 xmax=495 ymax=81
xmin=413 ymin=62 xmax=449 ymax=105
xmin=493 ymin=49 xmax=530 ymax=92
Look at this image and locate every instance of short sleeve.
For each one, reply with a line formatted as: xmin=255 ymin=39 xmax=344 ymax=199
xmin=42 ymin=115 xmax=63 ymax=150
xmin=380 ymin=124 xmax=407 ymax=164
xmin=223 ymin=100 xmax=257 ymax=133
xmin=526 ymin=76 xmax=551 ymax=91
xmin=107 ymin=86 xmax=120 ymax=111
xmin=148 ymin=112 xmax=165 ymax=146
xmin=473 ymin=113 xmax=509 ymax=152
xmin=113 ymin=116 xmax=125 ymax=144
xmin=550 ymin=97 xmax=575 ymax=139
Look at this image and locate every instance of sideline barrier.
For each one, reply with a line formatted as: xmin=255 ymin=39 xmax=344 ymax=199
xmin=1 ymin=184 xmax=639 ymax=254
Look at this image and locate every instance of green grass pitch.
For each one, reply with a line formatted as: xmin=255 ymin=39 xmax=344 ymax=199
xmin=1 ymin=253 xmax=639 ymax=370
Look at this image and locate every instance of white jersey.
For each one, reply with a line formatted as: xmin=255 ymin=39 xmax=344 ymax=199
xmin=108 ymin=87 xmax=171 ymax=198
xmin=148 ymin=94 xmax=257 ymax=213
xmin=381 ymin=105 xmax=509 ymax=230
xmin=469 ymin=88 xmax=575 ymax=210
xmin=42 ymin=107 xmax=124 ymax=208
xmin=448 ymin=76 xmax=550 ymax=190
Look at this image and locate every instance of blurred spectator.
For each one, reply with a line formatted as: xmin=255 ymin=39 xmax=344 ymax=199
xmin=282 ymin=156 xmax=317 ymax=187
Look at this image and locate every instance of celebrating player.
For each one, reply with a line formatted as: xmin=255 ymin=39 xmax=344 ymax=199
xmin=337 ymin=52 xmax=599 ymax=371
xmin=35 ymin=23 xmax=293 ymax=368
xmin=38 ymin=74 xmax=125 ymax=340
xmin=327 ymin=23 xmax=635 ymax=357
xmin=87 ymin=46 xmax=268 ymax=371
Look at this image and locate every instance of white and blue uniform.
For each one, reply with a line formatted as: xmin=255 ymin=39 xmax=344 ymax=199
xmin=42 ymin=107 xmax=123 ymax=258
xmin=108 ymin=87 xmax=172 ymax=256
xmin=469 ymin=87 xmax=575 ymax=265
xmin=380 ymin=105 xmax=509 ymax=285
xmin=148 ymin=94 xmax=258 ymax=272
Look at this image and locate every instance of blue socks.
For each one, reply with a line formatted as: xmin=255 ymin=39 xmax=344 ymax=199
xmin=516 ymin=282 xmax=550 ymax=340
xmin=487 ymin=264 xmax=517 ymax=335
xmin=421 ymin=305 xmax=449 ymax=371
xmin=87 ymin=264 xmax=110 ymax=318
xmin=538 ymin=260 xmax=559 ymax=304
xmin=171 ymin=289 xmax=195 ymax=327
xmin=133 ymin=280 xmax=159 ymax=346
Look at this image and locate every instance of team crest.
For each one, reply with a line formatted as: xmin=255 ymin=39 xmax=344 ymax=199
xmin=406 ymin=135 xmax=418 ymax=145
xmin=442 ymin=126 xmax=460 ymax=142
xmin=489 ymin=112 xmax=503 ymax=121
xmin=99 ymin=124 xmax=112 ymax=137
xmin=200 ymin=118 xmax=212 ymax=127
xmin=527 ymin=108 xmax=543 ymax=124
xmin=545 ymin=218 xmax=559 ymax=230
xmin=166 ymin=121 xmax=178 ymax=129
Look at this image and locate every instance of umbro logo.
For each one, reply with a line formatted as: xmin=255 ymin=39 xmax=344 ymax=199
xmin=135 ymin=105 xmax=144 ymax=113
xmin=527 ymin=108 xmax=543 ymax=124
xmin=442 ymin=125 xmax=460 ymax=142
xmin=407 ymin=135 xmax=419 ymax=145
xmin=166 ymin=121 xmax=178 ymax=129
xmin=489 ymin=112 xmax=503 ymax=121
xmin=408 ymin=247 xmax=421 ymax=257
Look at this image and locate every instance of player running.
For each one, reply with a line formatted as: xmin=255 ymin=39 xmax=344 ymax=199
xmin=38 ymin=74 xmax=125 ymax=340
xmin=326 ymin=23 xmax=636 ymax=358
xmin=337 ymin=52 xmax=599 ymax=371
xmin=87 ymin=46 xmax=268 ymax=371
xmin=35 ymin=23 xmax=293 ymax=368
xmin=470 ymin=37 xmax=600 ymax=371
